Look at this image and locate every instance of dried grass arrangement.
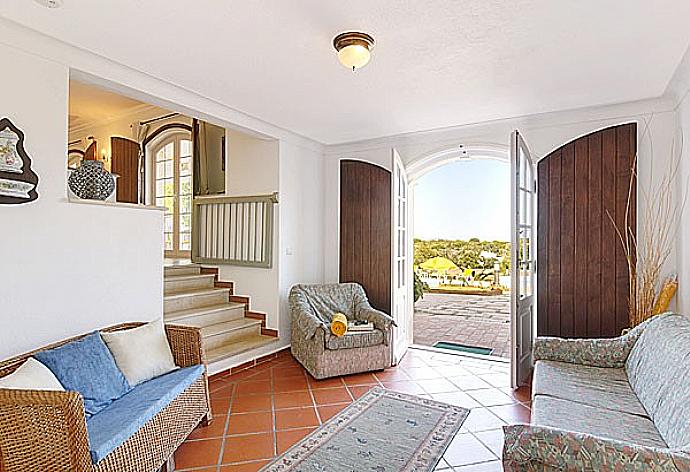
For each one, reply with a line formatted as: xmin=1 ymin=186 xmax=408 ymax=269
xmin=608 ymin=121 xmax=687 ymax=328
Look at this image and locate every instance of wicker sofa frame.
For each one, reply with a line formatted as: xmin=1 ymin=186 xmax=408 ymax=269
xmin=0 ymin=322 xmax=212 ymax=472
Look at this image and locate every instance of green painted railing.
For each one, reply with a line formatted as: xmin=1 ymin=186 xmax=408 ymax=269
xmin=191 ymin=193 xmax=278 ymax=268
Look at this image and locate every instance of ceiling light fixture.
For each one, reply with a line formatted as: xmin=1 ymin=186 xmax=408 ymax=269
xmin=333 ymin=31 xmax=375 ymax=71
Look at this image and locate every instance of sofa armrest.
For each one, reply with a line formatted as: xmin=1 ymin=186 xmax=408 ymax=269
xmin=0 ymin=389 xmax=92 ymax=472
xmin=533 ymin=317 xmax=651 ymax=368
xmin=165 ymin=324 xmax=205 ymax=368
xmin=164 ymin=324 xmax=212 ymax=426
xmin=503 ymin=424 xmax=690 ymax=471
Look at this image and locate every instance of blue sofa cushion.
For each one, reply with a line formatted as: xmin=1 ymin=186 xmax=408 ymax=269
xmin=34 ymin=332 xmax=131 ymax=417
xmin=86 ymin=364 xmax=205 ymax=464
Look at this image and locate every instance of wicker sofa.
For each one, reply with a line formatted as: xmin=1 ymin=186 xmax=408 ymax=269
xmin=503 ymin=313 xmax=690 ymax=471
xmin=0 ymin=323 xmax=211 ymax=472
xmin=289 ymin=283 xmax=395 ymax=379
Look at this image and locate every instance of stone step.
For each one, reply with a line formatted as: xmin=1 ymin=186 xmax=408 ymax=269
xmin=202 ymin=318 xmax=263 ymax=351
xmin=165 ymin=302 xmax=246 ymax=328
xmin=207 ymin=335 xmax=279 ymax=364
xmin=164 ymin=287 xmax=230 ymax=313
xmin=164 ymin=264 xmax=201 ymax=277
xmin=164 ymin=273 xmax=216 ymax=294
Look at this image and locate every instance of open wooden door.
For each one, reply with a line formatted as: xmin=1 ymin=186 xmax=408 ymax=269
xmin=536 ymin=124 xmax=636 ymax=338
xmin=511 ymin=131 xmax=537 ymax=388
xmin=391 ymin=149 xmax=412 ymax=364
xmin=83 ymin=141 xmax=97 ymax=161
xmin=340 ymin=160 xmax=392 ymax=314
xmin=111 ymin=137 xmax=140 ymax=204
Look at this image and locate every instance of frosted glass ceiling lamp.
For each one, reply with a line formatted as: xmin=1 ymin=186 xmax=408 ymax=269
xmin=333 ymin=32 xmax=375 ymax=71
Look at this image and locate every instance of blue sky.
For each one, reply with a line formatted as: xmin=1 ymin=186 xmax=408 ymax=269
xmin=413 ymin=159 xmax=510 ymax=241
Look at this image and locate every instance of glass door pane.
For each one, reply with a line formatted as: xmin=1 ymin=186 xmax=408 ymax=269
xmin=154 ymin=136 xmax=192 ymax=256
xmin=178 ymin=139 xmax=193 ymax=252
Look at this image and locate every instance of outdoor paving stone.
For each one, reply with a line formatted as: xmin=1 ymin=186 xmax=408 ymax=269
xmin=414 ymin=293 xmax=510 ymax=358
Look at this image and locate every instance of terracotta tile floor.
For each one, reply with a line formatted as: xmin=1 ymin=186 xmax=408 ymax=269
xmin=176 ymin=348 xmax=531 ymax=471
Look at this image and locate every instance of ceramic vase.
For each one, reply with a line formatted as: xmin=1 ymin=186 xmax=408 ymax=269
xmin=68 ymin=160 xmax=115 ymax=201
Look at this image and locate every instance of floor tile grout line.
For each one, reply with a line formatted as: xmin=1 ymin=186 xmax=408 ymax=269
xmin=306 ymin=383 xmax=323 ymax=426
xmin=270 ymin=366 xmax=278 ymax=456
xmin=220 ymin=422 xmax=325 ymax=437
xmin=214 ymin=381 xmax=236 ymax=472
xmin=218 ymin=458 xmax=271 ymax=469
xmin=468 ymin=429 xmax=501 ymax=460
xmin=343 ymin=382 xmax=356 ymax=402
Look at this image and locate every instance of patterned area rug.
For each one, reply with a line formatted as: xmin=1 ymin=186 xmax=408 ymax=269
xmin=260 ymin=387 xmax=469 ymax=472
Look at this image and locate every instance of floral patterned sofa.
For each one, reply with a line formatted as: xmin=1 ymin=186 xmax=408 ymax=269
xmin=503 ymin=313 xmax=690 ymax=471
xmin=289 ymin=283 xmax=395 ymax=379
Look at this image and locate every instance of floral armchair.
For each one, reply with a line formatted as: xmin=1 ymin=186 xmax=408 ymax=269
xmin=289 ymin=283 xmax=395 ymax=379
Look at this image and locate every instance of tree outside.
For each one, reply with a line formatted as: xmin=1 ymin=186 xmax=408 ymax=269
xmin=414 ymin=238 xmax=510 ymax=274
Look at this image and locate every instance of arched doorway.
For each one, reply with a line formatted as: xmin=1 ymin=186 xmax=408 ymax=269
xmin=145 ymin=128 xmax=194 ymax=258
xmin=409 ymin=144 xmax=512 ymax=358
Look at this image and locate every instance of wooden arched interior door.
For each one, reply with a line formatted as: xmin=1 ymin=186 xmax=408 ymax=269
xmin=339 ymin=160 xmax=392 ymax=314
xmin=111 ymin=137 xmax=141 ymax=204
xmin=537 ymin=123 xmax=636 ymax=338
xmin=84 ymin=141 xmax=97 ymax=161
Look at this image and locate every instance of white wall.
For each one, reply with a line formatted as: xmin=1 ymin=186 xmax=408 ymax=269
xmin=225 ymin=130 xmax=279 ymax=196
xmin=322 ymin=98 xmax=682 ymax=298
xmin=210 ymin=129 xmax=325 ymax=353
xmin=677 ymin=97 xmax=690 ymax=313
xmin=217 ymin=130 xmax=281 ymax=326
xmin=0 ymin=43 xmax=164 ymax=359
xmin=278 ymin=140 xmax=325 ymax=344
xmin=667 ymin=44 xmax=690 ymax=314
xmin=206 ymin=134 xmax=325 ymax=372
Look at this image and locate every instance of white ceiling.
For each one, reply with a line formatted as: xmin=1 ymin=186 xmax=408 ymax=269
xmin=3 ymin=1 xmax=690 ymax=144
xmin=68 ymin=80 xmax=159 ymax=134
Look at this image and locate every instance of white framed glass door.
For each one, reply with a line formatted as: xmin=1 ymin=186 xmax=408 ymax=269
xmin=391 ymin=148 xmax=412 ymax=364
xmin=511 ymin=130 xmax=537 ymax=388
xmin=152 ymin=134 xmax=193 ymax=257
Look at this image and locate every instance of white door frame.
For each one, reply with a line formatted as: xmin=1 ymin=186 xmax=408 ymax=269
xmin=396 ymin=142 xmax=531 ymax=382
xmin=510 ymin=130 xmax=537 ymax=388
xmin=391 ymin=148 xmax=413 ymax=364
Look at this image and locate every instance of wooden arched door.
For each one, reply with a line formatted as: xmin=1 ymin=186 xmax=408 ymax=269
xmin=537 ymin=123 xmax=636 ymax=338
xmin=111 ymin=137 xmax=140 ymax=204
xmin=339 ymin=160 xmax=392 ymax=314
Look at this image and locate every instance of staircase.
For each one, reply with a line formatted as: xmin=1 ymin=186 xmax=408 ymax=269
xmin=164 ymin=264 xmax=278 ymax=365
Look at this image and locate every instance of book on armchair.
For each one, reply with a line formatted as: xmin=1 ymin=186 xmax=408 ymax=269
xmin=346 ymin=320 xmax=374 ymax=334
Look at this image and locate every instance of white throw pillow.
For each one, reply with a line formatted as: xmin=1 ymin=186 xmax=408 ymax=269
xmin=101 ymin=319 xmax=177 ymax=386
xmin=0 ymin=357 xmax=65 ymax=391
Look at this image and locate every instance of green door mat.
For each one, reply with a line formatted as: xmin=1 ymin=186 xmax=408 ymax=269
xmin=433 ymin=342 xmax=494 ymax=356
